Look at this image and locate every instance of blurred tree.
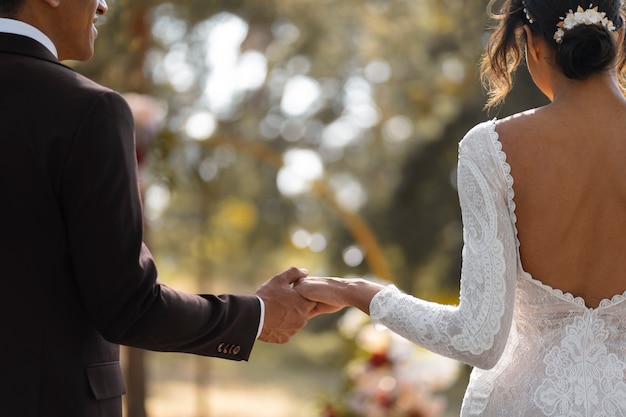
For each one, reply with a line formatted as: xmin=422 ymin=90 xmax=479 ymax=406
xmin=133 ymin=0 xmax=495 ymax=286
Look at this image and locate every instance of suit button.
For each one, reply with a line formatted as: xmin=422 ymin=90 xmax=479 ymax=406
xmin=217 ymin=343 xmax=241 ymax=355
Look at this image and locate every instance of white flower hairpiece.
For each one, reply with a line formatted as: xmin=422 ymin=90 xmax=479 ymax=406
xmin=554 ymin=4 xmax=617 ymax=44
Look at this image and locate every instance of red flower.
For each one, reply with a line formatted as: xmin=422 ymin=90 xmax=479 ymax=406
xmin=369 ymin=351 xmax=390 ymax=367
xmin=321 ymin=404 xmax=337 ymax=417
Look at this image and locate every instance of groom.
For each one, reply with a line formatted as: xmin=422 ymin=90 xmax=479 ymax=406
xmin=0 ymin=0 xmax=316 ymax=416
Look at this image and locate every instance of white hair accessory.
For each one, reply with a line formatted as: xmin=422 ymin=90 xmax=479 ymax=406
xmin=524 ymin=8 xmax=535 ymax=23
xmin=554 ymin=4 xmax=617 ymax=44
xmin=523 ymin=2 xmax=535 ymax=24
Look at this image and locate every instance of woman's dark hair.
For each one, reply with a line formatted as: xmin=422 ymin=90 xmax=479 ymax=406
xmin=0 ymin=0 xmax=25 ymax=17
xmin=480 ymin=0 xmax=626 ymax=109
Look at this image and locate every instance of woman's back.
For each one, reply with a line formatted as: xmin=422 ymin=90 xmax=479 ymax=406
xmin=459 ymin=119 xmax=626 ymax=417
xmin=497 ymin=86 xmax=626 ymax=308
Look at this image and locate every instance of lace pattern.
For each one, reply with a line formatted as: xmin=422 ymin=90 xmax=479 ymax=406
xmin=534 ymin=310 xmax=626 ymax=417
xmin=370 ymin=119 xmax=517 ymax=369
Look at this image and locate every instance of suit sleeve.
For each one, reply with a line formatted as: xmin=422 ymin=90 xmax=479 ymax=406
xmin=61 ymin=90 xmax=260 ymax=361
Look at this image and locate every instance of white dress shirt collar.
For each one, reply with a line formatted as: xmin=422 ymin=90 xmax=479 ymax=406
xmin=0 ymin=18 xmax=58 ymax=58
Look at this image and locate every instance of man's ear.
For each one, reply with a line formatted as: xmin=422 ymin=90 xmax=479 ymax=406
xmin=40 ymin=0 xmax=60 ymax=8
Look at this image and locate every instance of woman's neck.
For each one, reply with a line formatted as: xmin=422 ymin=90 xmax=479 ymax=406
xmin=548 ymin=71 xmax=626 ymax=107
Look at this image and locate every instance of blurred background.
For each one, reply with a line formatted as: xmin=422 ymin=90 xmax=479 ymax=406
xmin=72 ymin=0 xmax=548 ymax=415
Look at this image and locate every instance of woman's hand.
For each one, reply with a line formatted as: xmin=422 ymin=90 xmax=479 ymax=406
xmin=294 ymin=277 xmax=385 ymax=317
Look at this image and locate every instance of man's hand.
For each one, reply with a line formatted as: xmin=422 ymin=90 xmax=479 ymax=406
xmin=255 ymin=267 xmax=316 ymax=344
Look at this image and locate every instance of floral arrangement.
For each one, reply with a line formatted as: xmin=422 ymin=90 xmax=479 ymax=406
xmin=554 ymin=4 xmax=616 ymax=44
xmin=320 ymin=308 xmax=461 ymax=417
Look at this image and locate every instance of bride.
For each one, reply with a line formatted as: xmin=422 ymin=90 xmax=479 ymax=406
xmin=295 ymin=0 xmax=626 ymax=415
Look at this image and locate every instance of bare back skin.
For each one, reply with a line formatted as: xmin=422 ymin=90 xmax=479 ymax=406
xmin=496 ymin=85 xmax=626 ymax=308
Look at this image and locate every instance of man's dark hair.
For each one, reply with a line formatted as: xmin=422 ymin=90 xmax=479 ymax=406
xmin=0 ymin=0 xmax=25 ymax=16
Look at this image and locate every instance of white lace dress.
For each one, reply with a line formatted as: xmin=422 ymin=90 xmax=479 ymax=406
xmin=369 ymin=120 xmax=626 ymax=417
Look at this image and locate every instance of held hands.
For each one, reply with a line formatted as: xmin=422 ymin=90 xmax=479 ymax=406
xmin=293 ymin=276 xmax=385 ymax=317
xmin=255 ymin=268 xmax=385 ymax=344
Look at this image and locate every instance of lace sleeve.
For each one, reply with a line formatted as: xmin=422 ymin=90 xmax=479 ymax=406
xmin=370 ymin=122 xmax=517 ymax=369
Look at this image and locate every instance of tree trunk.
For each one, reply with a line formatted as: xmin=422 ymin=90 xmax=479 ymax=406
xmin=124 ymin=347 xmax=148 ymax=417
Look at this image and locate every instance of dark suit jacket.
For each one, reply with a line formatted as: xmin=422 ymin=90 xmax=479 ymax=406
xmin=0 ymin=32 xmax=261 ymax=417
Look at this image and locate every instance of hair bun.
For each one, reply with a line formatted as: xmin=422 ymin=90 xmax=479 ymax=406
xmin=555 ymin=18 xmax=618 ymax=80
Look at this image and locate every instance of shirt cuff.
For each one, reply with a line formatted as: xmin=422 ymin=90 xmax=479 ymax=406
xmin=256 ymin=296 xmax=265 ymax=339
